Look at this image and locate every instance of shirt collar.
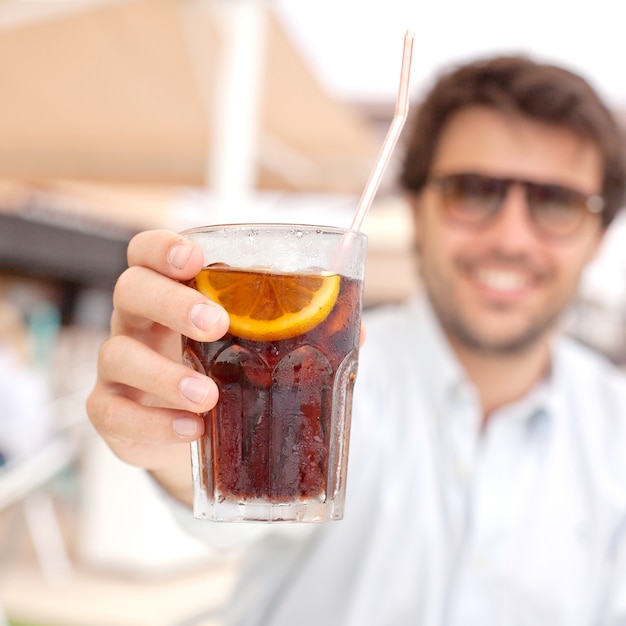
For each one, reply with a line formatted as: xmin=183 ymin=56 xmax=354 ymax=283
xmin=411 ymin=292 xmax=555 ymax=429
xmin=409 ymin=293 xmax=470 ymax=417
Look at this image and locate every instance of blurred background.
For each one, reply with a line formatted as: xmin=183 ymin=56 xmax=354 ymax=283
xmin=0 ymin=1 xmax=624 ymax=625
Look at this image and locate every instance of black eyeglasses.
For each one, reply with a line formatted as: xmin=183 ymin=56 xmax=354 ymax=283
xmin=428 ymin=173 xmax=605 ymax=238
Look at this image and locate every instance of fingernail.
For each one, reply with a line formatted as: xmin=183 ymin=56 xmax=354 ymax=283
xmin=190 ymin=302 xmax=226 ymax=331
xmin=173 ymin=416 xmax=200 ymax=438
xmin=168 ymin=244 xmax=192 ymax=270
xmin=179 ymin=376 xmax=211 ymax=404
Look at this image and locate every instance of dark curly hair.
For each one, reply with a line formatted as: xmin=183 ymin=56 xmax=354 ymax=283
xmin=399 ymin=55 xmax=626 ymax=226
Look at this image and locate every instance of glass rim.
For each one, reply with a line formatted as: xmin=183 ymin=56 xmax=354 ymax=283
xmin=180 ymin=222 xmax=368 ymax=239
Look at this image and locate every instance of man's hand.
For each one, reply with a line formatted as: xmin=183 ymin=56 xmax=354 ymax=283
xmin=86 ymin=229 xmax=229 ymax=505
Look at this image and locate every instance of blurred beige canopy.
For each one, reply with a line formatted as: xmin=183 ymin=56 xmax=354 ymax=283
xmin=0 ymin=0 xmax=379 ymax=194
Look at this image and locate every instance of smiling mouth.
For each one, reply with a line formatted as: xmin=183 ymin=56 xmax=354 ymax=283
xmin=473 ymin=268 xmax=533 ymax=293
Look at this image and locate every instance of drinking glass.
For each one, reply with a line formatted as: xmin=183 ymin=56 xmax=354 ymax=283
xmin=182 ymin=223 xmax=367 ymax=522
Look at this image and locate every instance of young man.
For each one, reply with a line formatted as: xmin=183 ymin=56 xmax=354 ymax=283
xmin=87 ymin=56 xmax=626 ymax=624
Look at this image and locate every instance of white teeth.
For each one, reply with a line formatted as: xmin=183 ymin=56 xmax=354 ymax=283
xmin=475 ymin=269 xmax=529 ymax=291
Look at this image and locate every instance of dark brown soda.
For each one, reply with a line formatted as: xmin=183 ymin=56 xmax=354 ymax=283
xmin=183 ymin=267 xmax=362 ymax=503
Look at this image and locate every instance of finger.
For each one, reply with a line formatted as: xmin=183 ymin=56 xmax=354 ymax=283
xmin=112 ymin=265 xmax=230 ymax=342
xmin=127 ymin=229 xmax=205 ymax=280
xmin=87 ymin=387 xmax=204 ymax=453
xmin=98 ymin=335 xmax=219 ymax=414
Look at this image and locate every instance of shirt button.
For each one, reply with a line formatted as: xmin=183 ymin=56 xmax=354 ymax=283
xmin=472 ymin=553 xmax=488 ymax=571
xmin=456 ymin=461 xmax=472 ymax=478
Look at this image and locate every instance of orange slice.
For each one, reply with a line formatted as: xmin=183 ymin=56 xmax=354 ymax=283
xmin=194 ymin=266 xmax=341 ymax=341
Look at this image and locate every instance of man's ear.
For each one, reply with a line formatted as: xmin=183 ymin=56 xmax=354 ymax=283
xmin=586 ymin=226 xmax=607 ymax=264
xmin=406 ymin=192 xmax=421 ymax=219
xmin=406 ymin=192 xmax=423 ymax=251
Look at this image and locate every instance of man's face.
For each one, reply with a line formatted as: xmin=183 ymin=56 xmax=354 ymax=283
xmin=412 ymin=106 xmax=605 ymax=356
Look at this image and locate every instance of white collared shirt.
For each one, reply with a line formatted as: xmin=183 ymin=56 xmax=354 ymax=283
xmin=177 ymin=295 xmax=626 ymax=626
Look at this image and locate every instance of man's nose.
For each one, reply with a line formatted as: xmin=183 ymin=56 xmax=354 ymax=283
xmin=485 ymin=183 xmax=539 ymax=246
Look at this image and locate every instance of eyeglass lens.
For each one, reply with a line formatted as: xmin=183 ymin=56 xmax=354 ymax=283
xmin=436 ymin=174 xmax=598 ymax=237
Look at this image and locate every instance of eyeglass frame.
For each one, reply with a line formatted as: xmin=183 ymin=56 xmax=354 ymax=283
xmin=427 ymin=172 xmax=606 ymax=239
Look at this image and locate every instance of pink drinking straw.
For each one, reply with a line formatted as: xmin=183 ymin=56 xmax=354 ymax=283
xmin=350 ymin=30 xmax=415 ymax=232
